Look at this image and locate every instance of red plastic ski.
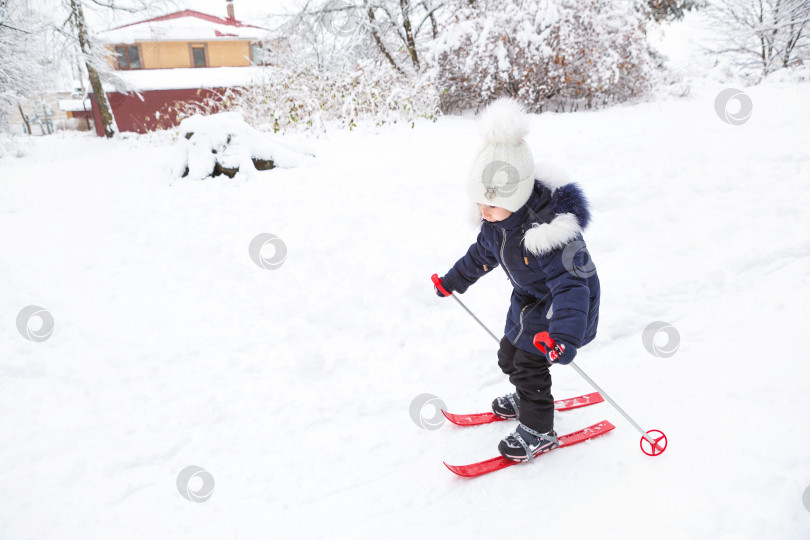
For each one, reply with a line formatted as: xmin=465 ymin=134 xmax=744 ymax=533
xmin=443 ymin=420 xmax=615 ymax=478
xmin=441 ymin=392 xmax=604 ymax=427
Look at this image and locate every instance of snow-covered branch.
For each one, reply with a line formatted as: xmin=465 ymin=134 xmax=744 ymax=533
xmin=704 ymin=0 xmax=810 ymax=77
xmin=0 ymin=0 xmax=52 ymax=131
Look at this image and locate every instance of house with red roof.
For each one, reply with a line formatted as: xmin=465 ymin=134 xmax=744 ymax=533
xmin=87 ymin=1 xmax=276 ymax=135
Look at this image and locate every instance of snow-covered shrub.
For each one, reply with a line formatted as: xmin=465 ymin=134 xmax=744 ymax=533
xmin=172 ymin=112 xmax=310 ymax=181
xmin=54 ymin=117 xmax=91 ymax=132
xmin=425 ymin=0 xmax=656 ymax=113
xmin=0 ymin=135 xmax=26 ymax=158
xmin=761 ymin=64 xmax=810 ymax=84
xmin=169 ymin=61 xmax=441 ymax=134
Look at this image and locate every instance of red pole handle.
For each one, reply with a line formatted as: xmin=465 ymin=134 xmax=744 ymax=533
xmin=533 ymin=331 xmax=555 ymax=354
xmin=431 ymin=274 xmax=452 ymax=297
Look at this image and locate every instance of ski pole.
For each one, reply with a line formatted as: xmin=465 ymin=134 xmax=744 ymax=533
xmin=534 ymin=332 xmax=667 ymax=455
xmin=431 ymin=274 xmax=667 ymax=456
xmin=431 ymin=274 xmax=500 ymax=343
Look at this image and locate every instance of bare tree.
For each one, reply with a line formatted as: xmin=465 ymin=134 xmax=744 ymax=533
xmin=65 ymin=0 xmax=119 ymax=137
xmin=268 ymin=1 xmax=365 ymax=70
xmin=361 ymin=0 xmax=445 ymax=71
xmin=0 ymin=0 xmax=52 ymax=131
xmin=50 ymin=0 xmax=174 ymax=138
xmin=704 ymin=0 xmax=810 ymax=76
xmin=269 ymin=0 xmax=445 ymax=73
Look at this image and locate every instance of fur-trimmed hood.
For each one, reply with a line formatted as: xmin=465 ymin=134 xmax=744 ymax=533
xmin=479 ymin=160 xmax=591 ymax=256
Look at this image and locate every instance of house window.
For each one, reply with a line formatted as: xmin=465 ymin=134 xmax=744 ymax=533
xmin=190 ymin=44 xmax=208 ymax=67
xmin=115 ymin=45 xmax=141 ymax=70
xmin=250 ymin=42 xmax=265 ymax=65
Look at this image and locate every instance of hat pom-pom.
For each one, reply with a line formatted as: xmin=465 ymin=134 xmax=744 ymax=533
xmin=479 ymin=97 xmax=530 ymax=145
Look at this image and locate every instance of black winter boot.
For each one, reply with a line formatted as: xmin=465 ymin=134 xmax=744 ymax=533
xmin=498 ymin=423 xmax=559 ymax=462
xmin=491 ymin=392 xmax=519 ymax=419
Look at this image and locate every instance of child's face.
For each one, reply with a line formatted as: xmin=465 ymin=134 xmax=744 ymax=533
xmin=479 ymin=204 xmax=513 ymax=222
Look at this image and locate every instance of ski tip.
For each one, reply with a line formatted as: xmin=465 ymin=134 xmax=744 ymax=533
xmin=443 ymin=456 xmax=517 ymax=477
xmin=441 ymin=410 xmax=502 ymax=426
xmin=589 ymin=392 xmax=605 ymax=404
xmin=441 ymin=410 xmax=466 ymax=426
xmin=443 ymin=461 xmax=481 ymax=477
xmin=594 ymin=420 xmax=616 ymax=434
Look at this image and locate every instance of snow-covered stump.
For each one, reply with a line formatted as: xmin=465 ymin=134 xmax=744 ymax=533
xmin=172 ymin=112 xmax=309 ymax=180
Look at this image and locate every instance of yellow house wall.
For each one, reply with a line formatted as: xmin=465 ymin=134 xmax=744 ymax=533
xmin=108 ymin=40 xmax=253 ymax=69
xmin=207 ymin=41 xmax=252 ymax=67
xmin=141 ymin=41 xmax=188 ymax=69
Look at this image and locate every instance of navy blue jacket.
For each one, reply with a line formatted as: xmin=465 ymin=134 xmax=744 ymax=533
xmin=442 ymin=179 xmax=600 ymax=354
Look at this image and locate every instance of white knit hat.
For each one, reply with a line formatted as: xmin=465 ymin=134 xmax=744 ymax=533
xmin=467 ymin=98 xmax=535 ymax=212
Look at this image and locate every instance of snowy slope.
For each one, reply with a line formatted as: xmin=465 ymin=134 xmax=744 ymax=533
xmin=1 ymin=78 xmax=810 ymax=539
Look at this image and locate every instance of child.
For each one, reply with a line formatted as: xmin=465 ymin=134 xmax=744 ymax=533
xmin=434 ymin=98 xmax=600 ymax=462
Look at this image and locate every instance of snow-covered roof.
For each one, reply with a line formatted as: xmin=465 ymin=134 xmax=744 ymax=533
xmin=98 ymin=10 xmax=268 ymax=43
xmin=58 ymin=99 xmax=92 ymax=112
xmin=101 ymin=66 xmax=266 ymax=92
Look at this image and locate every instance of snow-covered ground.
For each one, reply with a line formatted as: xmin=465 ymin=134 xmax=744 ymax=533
xmin=2 ymin=76 xmax=810 ymax=538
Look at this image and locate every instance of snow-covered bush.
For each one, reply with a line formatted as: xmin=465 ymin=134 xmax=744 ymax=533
xmin=646 ymin=0 xmax=702 ymax=22
xmin=760 ymin=64 xmax=810 ymax=84
xmin=172 ymin=112 xmax=310 ymax=181
xmin=0 ymin=135 xmax=26 ymax=158
xmin=425 ymin=0 xmax=656 ymax=113
xmin=168 ymin=61 xmax=441 ymax=134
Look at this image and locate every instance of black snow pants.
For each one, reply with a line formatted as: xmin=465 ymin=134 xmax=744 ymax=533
xmin=497 ymin=335 xmax=555 ymax=433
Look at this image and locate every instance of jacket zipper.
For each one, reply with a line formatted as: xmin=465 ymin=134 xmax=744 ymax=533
xmin=514 ymin=301 xmax=536 ymax=344
xmin=500 ymin=228 xmax=518 ymax=285
xmin=515 ymin=294 xmax=550 ymax=344
xmin=500 ymin=225 xmax=536 ymax=344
